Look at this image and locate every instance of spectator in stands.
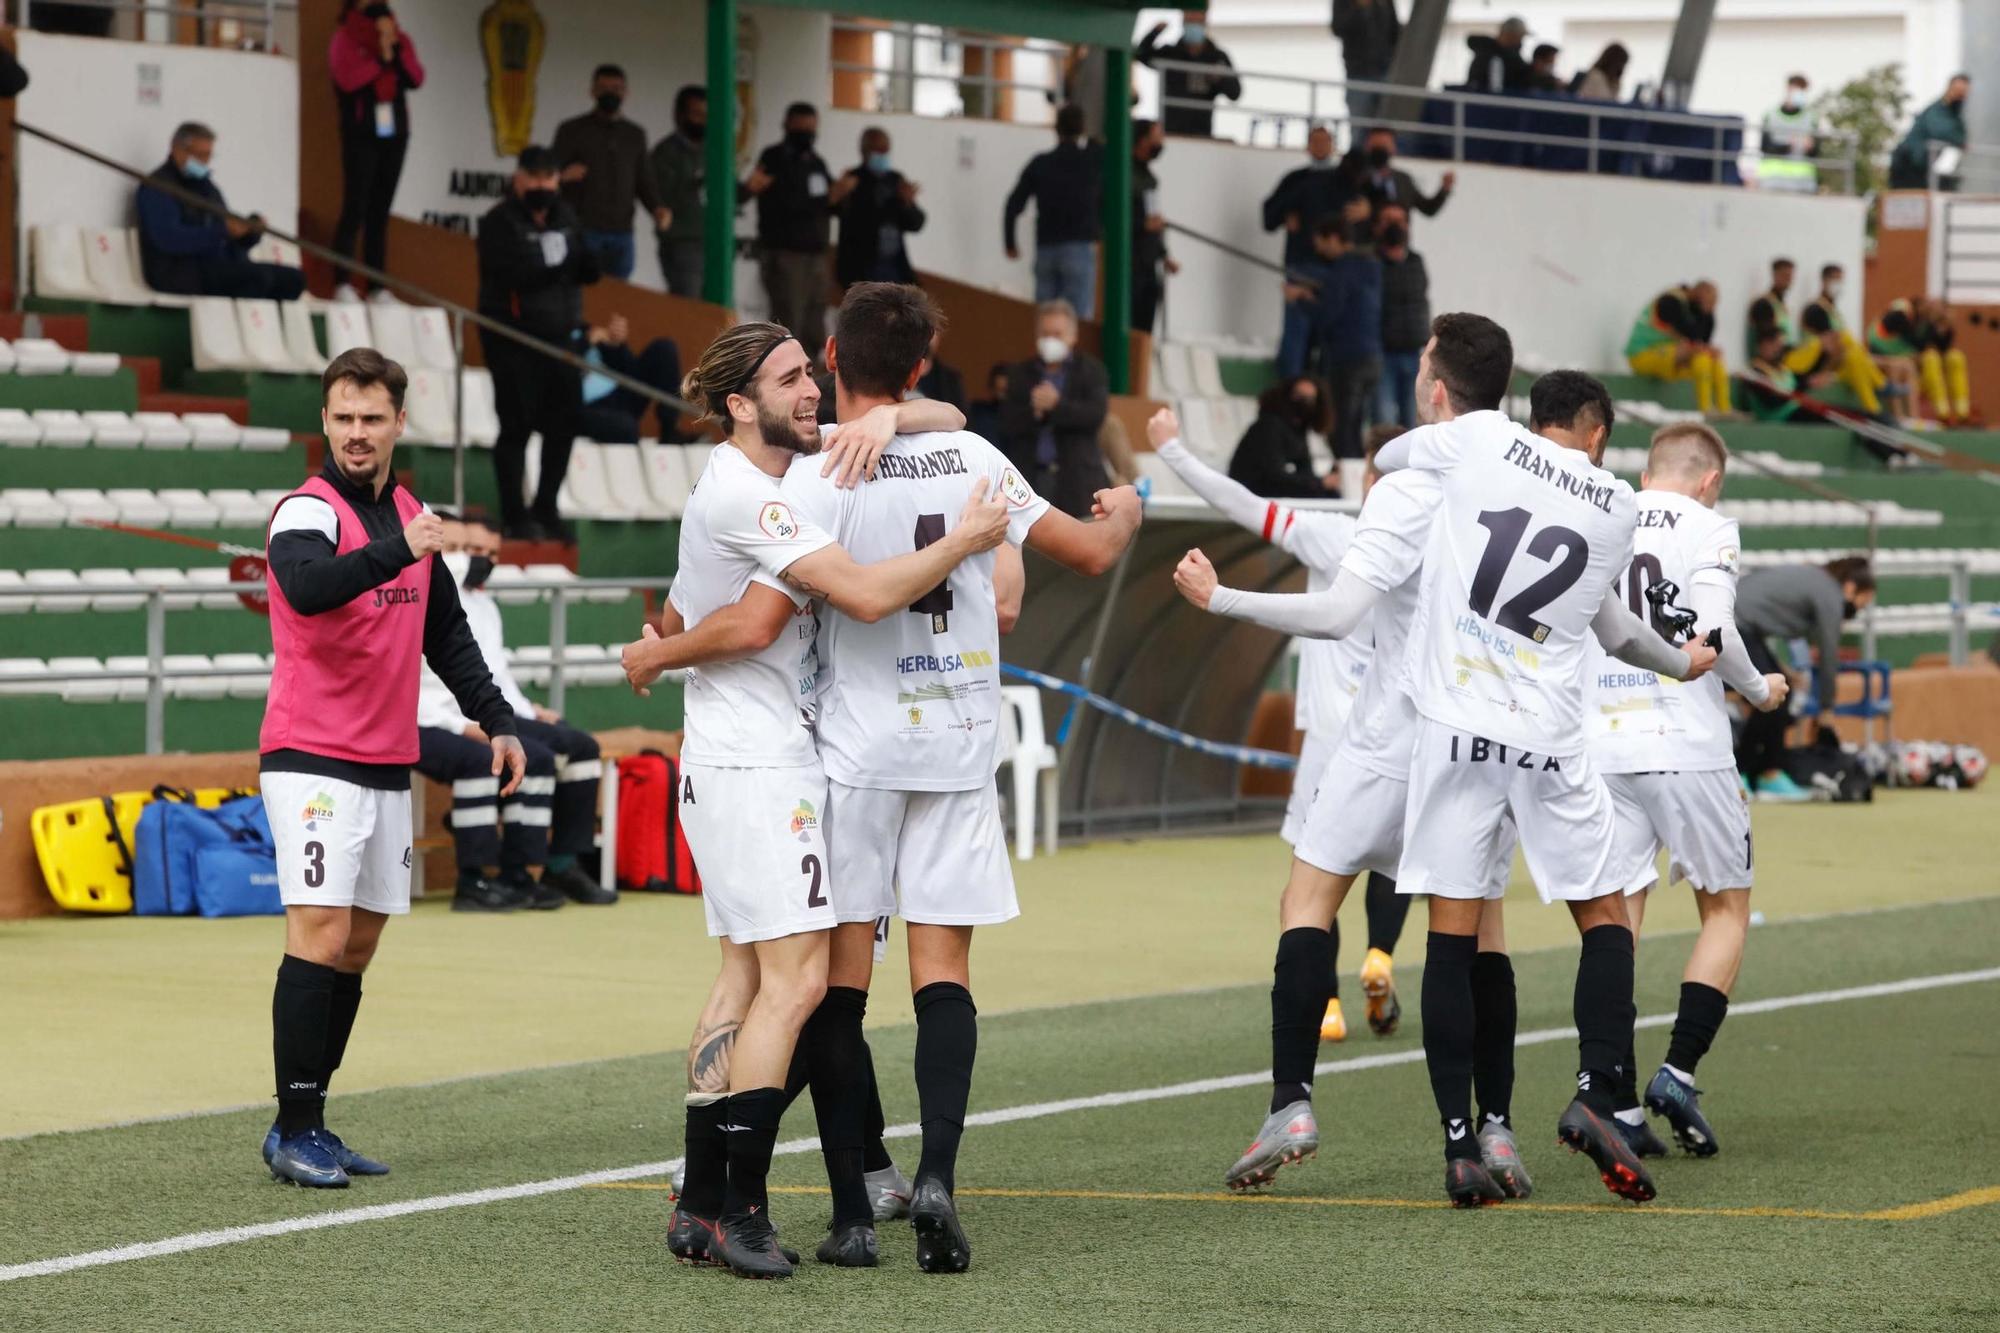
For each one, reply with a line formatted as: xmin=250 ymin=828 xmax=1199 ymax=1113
xmin=1742 ymin=326 xmax=1801 ymax=422
xmin=1574 ymin=43 xmax=1629 ymax=101
xmin=417 ymin=513 xmax=616 ymax=910
xmin=476 ymin=145 xmax=600 ymax=541
xmin=1795 ymin=264 xmax=1886 ymax=417
xmin=1465 ymin=16 xmax=1531 ymax=94
xmin=327 ymin=0 xmax=423 ymax=303
xmin=968 ymin=363 xmax=1007 ymax=442
xmin=650 ymin=86 xmax=708 ymax=298
xmin=1358 ymin=127 xmax=1452 ymax=224
xmin=1527 ymin=43 xmax=1562 ymax=93
xmin=1624 ymin=281 xmax=1733 ymax=416
xmin=136 ymin=122 xmax=306 ymax=302
xmin=1760 ymin=74 xmax=1819 ymax=193
xmin=1889 ymin=74 xmax=1970 ymax=190
xmin=1263 ymin=125 xmax=1353 ymax=270
xmin=1331 ymin=0 xmax=1400 ymax=124
xmin=1914 ymin=296 xmax=1972 ymax=424
xmin=831 ymin=126 xmax=925 ymax=290
xmin=1228 ymin=375 xmax=1336 ymax=498
xmin=1375 ymin=214 xmax=1429 ymax=427
xmin=551 ymin=64 xmax=669 ymax=283
xmin=1733 ymin=556 xmax=1876 ymax=800
xmin=1284 ymin=218 xmax=1380 ymax=461
xmin=744 ymin=101 xmax=835 ymax=346
xmin=1130 ymin=119 xmax=1179 ymax=333
xmin=998 ymin=299 xmax=1111 ymax=518
xmin=1004 ymin=104 xmax=1104 ymax=318
xmin=1746 ymin=257 xmax=1797 ymax=363
xmin=914 ymin=330 xmax=967 ymax=411
xmin=578 ymin=314 xmax=684 ymax=443
xmin=1137 ymin=10 xmax=1241 ymax=138
xmin=1862 ymin=298 xmax=1932 ymax=427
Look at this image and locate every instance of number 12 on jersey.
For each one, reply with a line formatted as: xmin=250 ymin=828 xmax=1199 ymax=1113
xmin=1467 ymin=507 xmax=1591 ymax=644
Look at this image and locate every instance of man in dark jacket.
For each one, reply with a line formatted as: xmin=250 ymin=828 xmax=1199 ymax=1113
xmin=1332 ymin=0 xmax=1400 ymax=122
xmin=1374 ymin=216 xmax=1429 ymax=426
xmin=743 ymin=101 xmax=835 ymax=344
xmin=1004 ymin=104 xmax=1104 ymax=318
xmin=1262 ymin=126 xmax=1355 ymax=269
xmin=997 ymin=300 xmax=1110 ymax=517
xmin=1889 ymin=74 xmax=1970 ymax=189
xmin=831 ymin=125 xmax=925 ymax=290
xmin=476 ymin=146 xmax=600 ymax=541
xmin=649 ymin=86 xmax=708 ymax=297
xmin=1465 ymin=16 xmax=1531 ymax=93
xmin=1358 ymin=128 xmax=1452 ymax=225
xmin=1137 ymin=10 xmax=1242 ymax=138
xmin=136 ymin=122 xmax=306 ymax=301
xmin=1285 ymin=219 xmax=1381 ymax=460
xmin=1130 ymin=119 xmax=1178 ymax=333
xmin=550 ymin=64 xmax=669 ymax=282
xmin=1228 ymin=377 xmax=1335 ymax=498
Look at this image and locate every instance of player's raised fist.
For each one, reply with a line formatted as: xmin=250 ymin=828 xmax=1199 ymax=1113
xmin=1174 ymin=548 xmax=1218 ymax=610
xmin=403 ymin=511 xmax=447 ymax=558
xmin=953 ymin=477 xmax=1010 ymax=554
xmin=1146 ymin=407 xmax=1180 ymax=449
xmin=1754 ymin=672 xmax=1790 ymax=712
xmin=1092 ymin=485 xmax=1142 ymax=524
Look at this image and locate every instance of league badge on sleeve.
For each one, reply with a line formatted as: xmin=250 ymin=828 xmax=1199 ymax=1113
xmin=759 ymin=501 xmax=801 ymax=540
xmin=1000 ymin=468 xmax=1035 ymax=509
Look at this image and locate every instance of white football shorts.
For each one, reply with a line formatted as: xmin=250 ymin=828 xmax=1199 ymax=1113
xmin=824 ymin=780 xmax=1018 ymax=927
xmin=679 ymin=762 xmax=837 ymax=944
xmin=1293 ymin=740 xmax=1409 ymax=880
xmin=1280 ymin=729 xmax=1338 ymax=849
xmin=1606 ymin=768 xmax=1755 ymax=896
xmin=261 ymin=771 xmax=413 ymax=915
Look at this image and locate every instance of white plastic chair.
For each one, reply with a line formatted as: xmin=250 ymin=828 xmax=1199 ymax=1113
xmin=133 ymin=566 xmax=198 ymax=611
xmin=997 ymin=686 xmax=1060 ymax=859
xmin=460 ymin=368 xmax=501 ymax=446
xmin=638 ymin=439 xmax=690 ymax=517
xmin=2 ymin=488 xmax=66 ymax=526
xmin=157 ymin=488 xmax=222 ymax=526
xmin=184 ymin=569 xmax=238 ymax=611
xmin=106 ymin=488 xmax=170 ymax=527
xmin=0 ymin=339 xmax=15 ymax=374
xmin=0 ymin=570 xmax=22 ymax=610
xmin=126 ymin=230 xmax=193 ymax=308
xmin=27 ymin=569 xmax=89 ymax=611
xmin=323 ymin=303 xmax=372 ymax=360
xmin=1188 ymin=345 xmax=1227 ymax=398
xmin=106 ymin=655 xmax=153 ymax=703
xmin=281 ymin=301 xmax=327 ymax=373
xmin=558 ymin=441 xmax=631 ymax=519
xmin=31 ymin=410 xmax=93 ymax=447
xmin=599 ymin=443 xmax=660 ymax=519
xmin=0 ymin=409 xmax=38 ymax=447
xmin=83 ymin=411 xmax=145 ymax=448
xmin=189 ymin=298 xmax=257 ymax=372
xmin=80 ymin=227 xmax=153 ymax=305
xmin=214 ymin=651 xmax=272 ymax=699
xmin=10 ymin=338 xmax=74 ymax=376
xmin=238 ymin=424 xmax=292 ymax=451
xmin=135 ymin=411 xmax=197 ymax=449
xmin=236 ymin=299 xmax=306 ymax=373
xmin=80 ymin=567 xmax=145 ymax=612
xmin=367 ymin=302 xmax=420 ymax=369
xmin=54 ymin=487 xmax=117 ymax=525
xmin=32 ymin=225 xmax=97 ymax=301
xmin=410 ymin=307 xmax=457 ymax=372
xmin=402 ymin=368 xmax=454 ymax=444
xmin=209 ymin=489 xmax=268 ymax=528
xmin=52 ymin=657 xmax=118 ymax=702
xmin=164 ymin=652 xmax=223 ymax=699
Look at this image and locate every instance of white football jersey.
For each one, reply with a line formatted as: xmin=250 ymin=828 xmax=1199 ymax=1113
xmin=1271 ymin=507 xmax=1374 ymax=734
xmin=1587 ymin=489 xmax=1743 ymax=773
xmin=1396 ymin=411 xmax=1637 ymax=756
xmin=670 ymin=443 xmax=835 ymax=769
xmin=1332 ymin=469 xmax=1441 ymax=779
xmin=784 ymin=429 xmax=1050 ymax=792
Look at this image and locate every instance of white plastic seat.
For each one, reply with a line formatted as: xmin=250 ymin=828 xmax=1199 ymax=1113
xmin=367 ymin=302 xmax=420 ymax=370
xmin=126 ymin=230 xmax=193 ymax=308
xmin=77 ymin=566 xmax=145 ymax=612
xmin=0 ymin=339 xmax=14 ymax=374
xmin=157 ymin=488 xmax=222 ymax=527
xmin=68 ymin=349 xmax=122 ymax=376
xmin=1188 ymin=345 xmax=1227 ymax=398
xmin=252 ymin=489 xmax=292 ymax=519
xmin=0 ymin=569 xmax=23 ymax=613
xmin=31 ymin=225 xmax=96 ymax=301
xmin=402 ymin=367 xmax=455 ymax=444
xmin=50 ymin=657 xmax=117 ymax=702
xmin=322 ymin=303 xmax=371 ymax=360
xmin=997 ymin=685 xmax=1060 ymax=859
xmin=2 ymin=487 xmax=65 ymax=526
xmin=485 ymin=562 xmax=537 ymax=606
xmin=247 ymin=236 xmax=304 ymax=270
xmin=1174 ymin=398 xmax=1220 ymax=464
xmin=208 ymin=489 xmax=267 ymax=528
xmin=81 ymin=227 xmax=154 ymax=305
xmin=599 ymin=442 xmax=660 ymax=519
xmin=55 ymin=487 xmax=117 ymax=525
xmin=134 ymin=411 xmax=196 ymax=449
xmin=106 ymin=488 xmax=171 ymax=527
xmin=10 ymin=338 xmax=73 ymax=376
xmin=184 ymin=567 xmax=238 ymax=611
xmin=460 ymin=368 xmax=500 ymax=446
xmin=0 ymin=658 xmax=50 ymax=695
xmin=558 ymin=441 xmax=631 ymax=519
xmin=82 ymin=410 xmax=145 ymax=448
xmin=236 ymin=299 xmax=308 ymax=373
xmin=238 ymin=423 xmax=292 ymax=451
xmin=105 ymin=654 xmax=153 ymax=702
xmin=0 ymin=408 xmax=43 ymax=447
xmin=189 ymin=298 xmax=257 ymax=372
xmin=132 ymin=566 xmax=197 ymax=610
xmin=30 ymin=409 xmax=91 ymax=447
xmin=163 ymin=652 xmax=223 ymax=699
xmin=409 ymin=307 xmax=457 ymax=372
xmin=1155 ymin=343 xmax=1195 ymax=397
xmin=27 ymin=568 xmax=88 ymax=611
xmin=509 ymin=644 xmax=552 ymax=686
xmin=213 ymin=651 xmax=272 ymax=699
xmin=638 ymin=440 xmax=691 ymax=518
xmin=281 ymin=301 xmax=327 ymax=373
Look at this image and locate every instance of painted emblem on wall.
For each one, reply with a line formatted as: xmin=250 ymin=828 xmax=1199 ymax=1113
xmin=480 ymin=0 xmax=546 ymax=158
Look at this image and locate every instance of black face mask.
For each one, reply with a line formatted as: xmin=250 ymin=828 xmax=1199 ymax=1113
xmin=1367 ymin=146 xmax=1392 ymax=169
xmin=362 ymin=2 xmax=391 ymax=17
xmin=1145 ymin=143 xmax=1164 ymax=162
xmin=522 ymin=187 xmax=556 ymax=211
xmin=1842 ymin=598 xmax=1860 ymax=619
xmin=596 ymin=92 xmax=622 ymax=115
xmin=465 ymin=555 xmax=495 ymax=590
xmin=1380 ymin=224 xmax=1409 ymax=249
xmin=682 ymin=119 xmax=706 ymax=141
xmin=786 ymin=129 xmax=816 ymax=152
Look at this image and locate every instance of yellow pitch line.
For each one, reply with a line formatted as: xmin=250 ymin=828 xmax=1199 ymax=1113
xmin=585 ymin=1181 xmax=2000 ymax=1222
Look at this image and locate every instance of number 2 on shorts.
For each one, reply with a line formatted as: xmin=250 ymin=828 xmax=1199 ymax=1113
xmin=801 ymin=853 xmax=827 ymax=908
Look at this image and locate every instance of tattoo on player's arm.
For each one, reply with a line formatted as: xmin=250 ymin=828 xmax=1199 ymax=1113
xmin=780 ymin=567 xmax=830 ymax=600
xmin=688 ymin=1020 xmax=740 ymax=1094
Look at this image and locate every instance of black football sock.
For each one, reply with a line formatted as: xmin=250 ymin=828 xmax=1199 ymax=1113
xmin=807 ymin=986 xmax=873 ymax=1227
xmin=1614 ymin=1033 xmax=1642 ymax=1117
xmin=1365 ymin=873 xmax=1411 ymax=956
xmin=859 ymin=1041 xmax=894 ymax=1174
xmin=1469 ymin=950 xmax=1516 ymax=1130
xmin=720 ymin=1087 xmax=786 ymax=1218
xmin=781 ymin=1016 xmax=815 ymax=1111
xmin=679 ymin=1096 xmax=729 ymax=1217
xmin=1574 ymin=923 xmax=1637 ymax=1115
xmin=1664 ymin=981 xmax=1729 ymax=1077
xmin=1324 ymin=919 xmax=1341 ymax=1000
xmin=321 ymin=970 xmax=363 ymax=1101
xmin=1270 ymin=926 xmax=1331 ymax=1113
xmin=272 ymin=954 xmax=336 ymax=1137
xmin=1421 ymin=931 xmax=1479 ymax=1158
xmin=913 ymin=981 xmax=977 ymax=1195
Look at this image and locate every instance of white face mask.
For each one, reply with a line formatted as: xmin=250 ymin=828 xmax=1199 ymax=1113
xmin=441 ymin=550 xmax=471 ymax=586
xmin=1037 ymin=335 xmax=1071 ymax=364
xmin=1826 ymin=280 xmax=1844 ymax=299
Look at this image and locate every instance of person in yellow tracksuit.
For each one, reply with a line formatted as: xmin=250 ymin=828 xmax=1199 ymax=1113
xmin=1858 ymin=298 xmax=1924 ymax=426
xmin=1792 ymin=263 xmax=1883 ymax=414
xmin=1917 ymin=297 xmax=1973 ymax=423
xmin=1625 ymin=280 xmax=1733 ymax=414
xmin=1744 ymin=257 xmax=1798 ymax=365
xmin=1742 ymin=327 xmax=1803 ymax=423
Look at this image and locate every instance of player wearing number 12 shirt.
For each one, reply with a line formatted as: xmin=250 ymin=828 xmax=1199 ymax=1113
xmin=779 ymin=283 xmax=1142 ymax=1274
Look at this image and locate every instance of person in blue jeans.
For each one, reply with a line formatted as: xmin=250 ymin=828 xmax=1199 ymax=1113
xmin=1374 ymin=215 xmax=1430 ymax=427
xmin=1283 ymin=218 xmax=1381 ymax=460
xmin=1004 ymin=104 xmax=1104 ymax=319
xmin=550 ymin=64 xmax=670 ymax=282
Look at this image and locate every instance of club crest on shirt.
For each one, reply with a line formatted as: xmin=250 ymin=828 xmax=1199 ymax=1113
xmin=758 ymin=501 xmax=800 ymax=540
xmin=1000 ymin=468 xmax=1035 ymax=508
xmin=302 ymin=791 xmax=335 ymax=830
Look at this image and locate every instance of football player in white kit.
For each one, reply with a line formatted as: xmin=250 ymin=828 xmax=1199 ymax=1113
xmin=621 ymin=321 xmax=1007 ymax=1278
xmin=1586 ymin=421 xmax=1790 ymax=1158
xmin=1177 ymin=326 xmax=1716 ymax=1206
xmin=780 ymin=282 xmax=1143 ymax=1273
xmin=1150 ymin=410 xmax=1410 ymax=1041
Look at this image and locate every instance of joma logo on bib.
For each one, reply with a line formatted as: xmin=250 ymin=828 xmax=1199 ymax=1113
xmin=372 ymin=587 xmax=421 ymax=608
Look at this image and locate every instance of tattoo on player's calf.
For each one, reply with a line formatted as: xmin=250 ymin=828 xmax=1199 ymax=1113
xmin=689 ymin=1021 xmax=739 ymax=1094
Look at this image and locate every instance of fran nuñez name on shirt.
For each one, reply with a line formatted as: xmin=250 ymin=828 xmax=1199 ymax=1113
xmin=1501 ymin=436 xmax=1617 ymax=513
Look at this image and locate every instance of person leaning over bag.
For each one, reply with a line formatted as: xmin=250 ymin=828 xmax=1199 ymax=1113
xmin=257 ymin=346 xmax=525 ymax=1190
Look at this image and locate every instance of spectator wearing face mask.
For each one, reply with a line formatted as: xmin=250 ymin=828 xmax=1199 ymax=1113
xmin=1130 ymin=119 xmax=1179 ymax=332
xmin=550 ymin=64 xmax=670 ymax=282
xmin=1137 ymin=9 xmax=1242 ymax=139
xmin=327 ymin=0 xmax=423 ymax=303
xmin=137 ymin=122 xmax=306 ymax=301
xmin=1282 ymin=219 xmax=1381 ymax=462
xmin=743 ymin=101 xmax=835 ymax=345
xmin=1356 ymin=128 xmax=1451 ymax=225
xmin=1760 ymin=74 xmax=1819 ymax=193
xmin=998 ymin=299 xmax=1110 ymax=518
xmin=1890 ymin=74 xmax=1971 ymax=190
xmin=1374 ymin=213 xmax=1430 ymax=427
xmin=1228 ymin=375 xmax=1337 ymax=499
xmin=577 ymin=314 xmax=685 ymax=443
xmin=831 ymin=125 xmax=925 ymax=290
xmin=1791 ymin=263 xmax=1885 ymax=417
xmin=1004 ymin=103 xmax=1104 ymax=318
xmin=649 ymin=86 xmax=708 ymax=298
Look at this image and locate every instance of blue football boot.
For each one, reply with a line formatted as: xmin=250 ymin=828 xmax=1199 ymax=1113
xmin=269 ymin=1128 xmax=351 ymax=1188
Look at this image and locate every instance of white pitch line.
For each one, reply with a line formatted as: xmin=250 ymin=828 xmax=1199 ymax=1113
xmin=4 ymin=964 xmax=1996 ymax=1285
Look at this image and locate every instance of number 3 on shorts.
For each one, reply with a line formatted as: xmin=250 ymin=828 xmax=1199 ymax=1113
xmin=801 ymin=853 xmax=827 ymax=908
xmin=303 ymin=840 xmax=325 ymax=889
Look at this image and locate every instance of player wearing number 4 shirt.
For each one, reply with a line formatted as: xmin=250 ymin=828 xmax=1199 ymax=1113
xmin=619 ymin=321 xmax=1008 ymax=1279
xmin=773 ymin=283 xmax=1140 ymax=1274
xmin=1586 ymin=422 xmax=1790 ymax=1157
